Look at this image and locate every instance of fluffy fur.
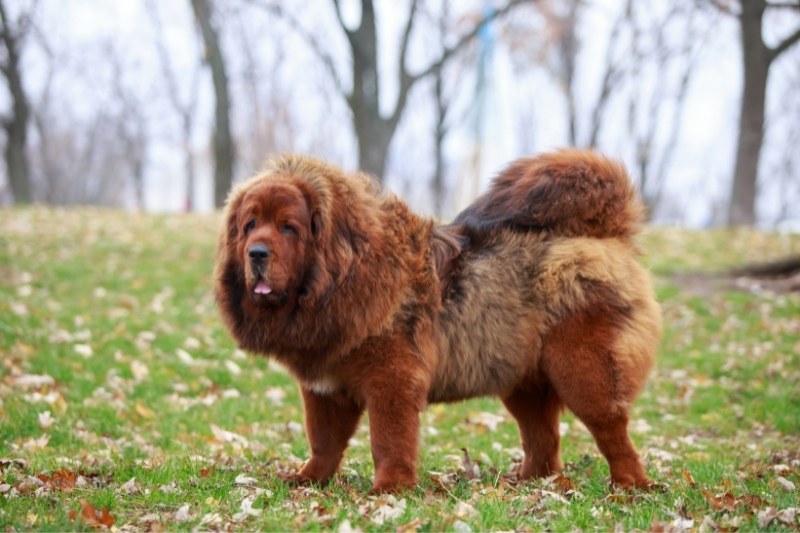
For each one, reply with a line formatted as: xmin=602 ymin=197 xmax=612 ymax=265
xmin=214 ymin=149 xmax=661 ymax=492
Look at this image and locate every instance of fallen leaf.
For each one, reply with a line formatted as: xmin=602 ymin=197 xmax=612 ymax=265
xmin=777 ymin=507 xmax=797 ymax=525
xmin=22 ymin=435 xmax=50 ymax=451
xmin=461 ymin=448 xmax=480 ymax=480
xmin=71 ymin=500 xmax=115 ymax=529
xmin=776 ymin=476 xmax=796 ymax=491
xmin=174 ymin=503 xmax=192 ymax=522
xmin=363 ymin=495 xmax=407 ymax=526
xmin=466 ymin=412 xmax=505 ymax=432
xmin=134 ymin=401 xmax=156 ymax=419
xmin=552 ymin=474 xmax=576 ymax=494
xmin=11 ymin=374 xmax=55 ymax=389
xmin=198 ymin=512 xmax=222 ymax=527
xmin=74 ymin=344 xmax=93 ymax=358
xmin=453 ymin=501 xmax=478 ymax=520
xmin=38 ymin=411 xmax=55 ymax=429
xmin=337 ymin=519 xmax=361 ymax=533
xmin=680 ymin=469 xmax=696 ymax=487
xmin=233 ymin=494 xmax=262 ymax=521
xmin=210 ymin=424 xmax=249 ymax=446
xmin=234 ymin=473 xmax=258 ymax=486
xmin=757 ymin=507 xmax=778 ymax=529
xmin=130 ymin=360 xmax=149 ymax=381
xmin=265 ymin=387 xmax=286 ymax=406
xmin=176 ymin=348 xmax=195 ymax=366
xmin=703 ymin=491 xmax=737 ymax=512
xmin=0 ymin=458 xmax=27 ymax=471
xmin=120 ymin=477 xmax=138 ymax=495
xmin=452 ymin=519 xmax=473 ymax=533
xmin=225 ymin=360 xmax=242 ymax=375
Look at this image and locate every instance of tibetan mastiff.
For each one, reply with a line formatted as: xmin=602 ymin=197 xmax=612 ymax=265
xmin=214 ymin=149 xmax=661 ymax=492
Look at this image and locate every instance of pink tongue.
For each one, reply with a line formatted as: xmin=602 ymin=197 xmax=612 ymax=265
xmin=255 ymin=281 xmax=272 ymax=295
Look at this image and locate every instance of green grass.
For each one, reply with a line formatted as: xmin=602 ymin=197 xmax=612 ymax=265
xmin=1 ymin=207 xmax=799 ymax=531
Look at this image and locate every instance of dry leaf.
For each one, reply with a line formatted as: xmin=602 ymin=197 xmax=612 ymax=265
xmin=174 ymin=503 xmax=192 ymax=522
xmin=461 ymin=448 xmax=480 ymax=480
xmin=134 ymin=401 xmax=156 ymax=419
xmin=680 ymin=469 xmax=696 ymax=487
xmin=757 ymin=507 xmax=778 ymax=529
xmin=74 ymin=344 xmax=93 ymax=358
xmin=776 ymin=476 xmax=796 ymax=491
xmin=453 ymin=501 xmax=478 ymax=520
xmin=234 ymin=473 xmax=258 ymax=486
xmin=777 ymin=508 xmax=797 ymax=525
xmin=71 ymin=500 xmax=115 ymax=529
xmin=38 ymin=411 xmax=55 ymax=429
xmin=12 ymin=374 xmax=55 ymax=389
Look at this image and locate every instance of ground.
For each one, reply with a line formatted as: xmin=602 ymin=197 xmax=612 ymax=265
xmin=0 ymin=207 xmax=798 ymax=531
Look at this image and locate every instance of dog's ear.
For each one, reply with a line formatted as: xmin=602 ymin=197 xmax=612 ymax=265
xmin=298 ymin=193 xmax=369 ymax=311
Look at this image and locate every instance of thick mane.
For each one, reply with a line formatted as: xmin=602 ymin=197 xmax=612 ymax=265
xmin=214 ymin=154 xmax=395 ymax=357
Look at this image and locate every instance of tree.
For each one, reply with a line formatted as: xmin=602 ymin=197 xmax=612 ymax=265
xmin=259 ymin=0 xmax=531 ymax=181
xmin=191 ymin=0 xmax=234 ymax=208
xmin=625 ymin=1 xmax=706 ymax=216
xmin=149 ymin=0 xmax=201 ymax=212
xmin=715 ymin=0 xmax=800 ymax=226
xmin=0 ymin=0 xmax=35 ymax=204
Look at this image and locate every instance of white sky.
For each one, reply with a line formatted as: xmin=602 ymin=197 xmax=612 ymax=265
xmin=2 ymin=0 xmax=799 ymax=226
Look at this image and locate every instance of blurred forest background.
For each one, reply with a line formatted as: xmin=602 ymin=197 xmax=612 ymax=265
xmin=1 ymin=0 xmax=799 ymax=227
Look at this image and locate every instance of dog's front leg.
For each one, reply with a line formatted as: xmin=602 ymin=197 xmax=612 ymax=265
xmin=293 ymin=388 xmax=363 ymax=484
xmin=363 ymin=374 xmax=427 ymax=493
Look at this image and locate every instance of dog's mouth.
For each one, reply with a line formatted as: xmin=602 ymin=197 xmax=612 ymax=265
xmin=251 ymin=274 xmax=289 ymax=307
xmin=254 ymin=279 xmax=272 ymax=295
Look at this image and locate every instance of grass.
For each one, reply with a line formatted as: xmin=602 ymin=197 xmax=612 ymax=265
xmin=1 ymin=207 xmax=799 ymax=531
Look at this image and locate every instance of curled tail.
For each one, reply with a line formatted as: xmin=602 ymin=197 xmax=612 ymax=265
xmin=452 ymin=149 xmax=644 ymax=239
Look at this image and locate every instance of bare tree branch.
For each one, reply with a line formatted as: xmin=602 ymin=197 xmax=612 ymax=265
xmin=702 ymin=0 xmax=739 ymax=16
xmin=765 ymin=1 xmax=800 ymax=8
xmin=331 ymin=0 xmax=354 ymax=37
xmin=247 ymin=0 xmax=348 ymax=100
xmin=391 ymin=0 xmax=420 ymax=129
xmin=769 ymin=25 xmax=800 ymax=61
xmin=397 ymin=0 xmax=419 ymax=85
xmin=388 ymin=0 xmax=532 ymax=128
xmin=587 ymin=0 xmax=628 ymax=147
xmin=411 ymin=0 xmax=532 ymax=85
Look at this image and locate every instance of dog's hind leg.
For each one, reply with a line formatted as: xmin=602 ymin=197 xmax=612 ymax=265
xmin=541 ymin=308 xmax=653 ymax=489
xmin=502 ymin=383 xmax=564 ymax=479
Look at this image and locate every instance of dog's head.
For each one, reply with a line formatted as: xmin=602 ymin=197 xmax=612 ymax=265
xmin=232 ymin=181 xmax=315 ymax=307
xmin=215 ymin=156 xmax=372 ymax=331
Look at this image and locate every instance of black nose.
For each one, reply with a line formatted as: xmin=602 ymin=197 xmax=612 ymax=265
xmin=248 ymin=244 xmax=271 ymax=261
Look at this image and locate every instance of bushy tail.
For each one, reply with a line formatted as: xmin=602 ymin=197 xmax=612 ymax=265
xmin=452 ymin=149 xmax=644 ymax=239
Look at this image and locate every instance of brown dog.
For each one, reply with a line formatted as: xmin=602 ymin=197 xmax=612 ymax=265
xmin=214 ymin=149 xmax=661 ymax=492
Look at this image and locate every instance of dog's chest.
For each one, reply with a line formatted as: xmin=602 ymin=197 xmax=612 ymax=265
xmin=304 ymin=376 xmax=339 ymax=396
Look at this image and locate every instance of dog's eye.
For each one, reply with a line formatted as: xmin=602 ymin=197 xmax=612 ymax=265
xmin=280 ymin=223 xmax=297 ymax=236
xmin=244 ymin=220 xmax=256 ymax=235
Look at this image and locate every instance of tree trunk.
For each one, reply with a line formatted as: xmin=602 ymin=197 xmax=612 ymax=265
xmin=183 ymin=114 xmax=196 ymax=212
xmin=0 ymin=0 xmax=32 ymax=203
xmin=432 ymin=67 xmax=447 ymax=218
xmin=728 ymin=0 xmax=769 ymax=226
xmin=348 ymin=0 xmax=394 ymax=179
xmin=191 ymin=0 xmax=234 ymax=208
xmin=330 ymin=0 xmax=528 ymax=181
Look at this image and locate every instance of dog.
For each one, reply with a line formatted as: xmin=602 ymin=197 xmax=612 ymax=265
xmin=214 ymin=149 xmax=661 ymax=492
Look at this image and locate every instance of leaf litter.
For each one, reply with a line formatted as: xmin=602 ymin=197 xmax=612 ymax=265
xmin=2 ymin=208 xmax=799 ymax=530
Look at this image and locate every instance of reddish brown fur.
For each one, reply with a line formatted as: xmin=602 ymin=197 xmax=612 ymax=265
xmin=214 ymin=149 xmax=661 ymax=492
